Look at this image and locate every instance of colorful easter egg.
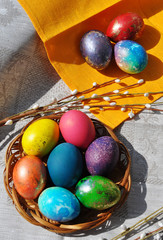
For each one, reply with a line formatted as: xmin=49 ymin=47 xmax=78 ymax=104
xmin=80 ymin=30 xmax=112 ymax=70
xmin=114 ymin=40 xmax=148 ymax=74
xmin=22 ymin=119 xmax=59 ymax=157
xmin=59 ymin=110 xmax=96 ymax=149
xmin=85 ymin=136 xmax=119 ymax=176
xmin=106 ymin=12 xmax=144 ymax=42
xmin=47 ymin=143 xmax=83 ymax=188
xmin=13 ymin=155 xmax=47 ymax=199
xmin=75 ymin=175 xmax=121 ymax=210
xmin=38 ymin=187 xmax=80 ymax=222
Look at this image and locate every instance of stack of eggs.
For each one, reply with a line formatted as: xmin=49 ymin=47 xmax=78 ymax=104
xmin=80 ymin=12 xmax=148 ymax=74
xmin=13 ymin=110 xmax=121 ymax=223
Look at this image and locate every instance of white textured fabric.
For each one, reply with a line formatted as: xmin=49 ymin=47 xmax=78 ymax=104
xmin=0 ymin=1 xmax=163 ymax=239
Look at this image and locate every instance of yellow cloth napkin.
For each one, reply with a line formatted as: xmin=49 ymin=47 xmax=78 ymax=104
xmin=18 ymin=0 xmax=163 ymax=129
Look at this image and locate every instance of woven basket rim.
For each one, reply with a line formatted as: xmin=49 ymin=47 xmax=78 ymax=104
xmin=4 ymin=115 xmax=131 ymax=234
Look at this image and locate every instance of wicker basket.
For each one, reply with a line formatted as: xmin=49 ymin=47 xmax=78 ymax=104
xmin=3 ymin=114 xmax=131 ymax=234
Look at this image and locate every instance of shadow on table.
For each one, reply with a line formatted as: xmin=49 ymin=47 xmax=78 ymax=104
xmin=65 ymin=126 xmax=148 ymax=238
xmin=0 ymin=32 xmax=60 ymax=117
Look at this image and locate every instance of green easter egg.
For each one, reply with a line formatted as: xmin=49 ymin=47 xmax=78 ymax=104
xmin=75 ymin=175 xmax=121 ymax=210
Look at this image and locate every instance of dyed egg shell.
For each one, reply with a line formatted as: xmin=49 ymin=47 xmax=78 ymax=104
xmin=85 ymin=136 xmax=119 ymax=176
xmin=80 ymin=30 xmax=112 ymax=70
xmin=22 ymin=119 xmax=59 ymax=157
xmin=13 ymin=155 xmax=47 ymax=199
xmin=38 ymin=187 xmax=80 ymax=222
xmin=114 ymin=40 xmax=148 ymax=74
xmin=75 ymin=175 xmax=121 ymax=210
xmin=59 ymin=110 xmax=96 ymax=149
xmin=47 ymin=143 xmax=83 ymax=188
xmin=106 ymin=12 xmax=144 ymax=42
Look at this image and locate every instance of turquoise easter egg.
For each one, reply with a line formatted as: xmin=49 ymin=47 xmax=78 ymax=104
xmin=75 ymin=175 xmax=121 ymax=210
xmin=47 ymin=143 xmax=83 ymax=188
xmin=114 ymin=40 xmax=148 ymax=74
xmin=38 ymin=187 xmax=80 ymax=222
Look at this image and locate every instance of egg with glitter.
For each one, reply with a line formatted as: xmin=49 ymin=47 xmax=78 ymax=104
xmin=106 ymin=12 xmax=144 ymax=42
xmin=114 ymin=40 xmax=148 ymax=74
xmin=85 ymin=136 xmax=119 ymax=176
xmin=75 ymin=175 xmax=121 ymax=210
xmin=38 ymin=187 xmax=80 ymax=222
xmin=80 ymin=30 xmax=112 ymax=70
xmin=47 ymin=143 xmax=83 ymax=188
xmin=13 ymin=155 xmax=47 ymax=199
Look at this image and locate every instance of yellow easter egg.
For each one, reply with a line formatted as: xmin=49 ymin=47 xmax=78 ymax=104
xmin=22 ymin=119 xmax=59 ymax=157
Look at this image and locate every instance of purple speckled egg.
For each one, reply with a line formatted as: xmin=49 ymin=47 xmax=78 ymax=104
xmin=85 ymin=136 xmax=119 ymax=176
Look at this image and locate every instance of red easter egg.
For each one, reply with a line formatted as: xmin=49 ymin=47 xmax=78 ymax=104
xmin=59 ymin=110 xmax=96 ymax=149
xmin=106 ymin=12 xmax=144 ymax=42
xmin=13 ymin=156 xmax=47 ymax=199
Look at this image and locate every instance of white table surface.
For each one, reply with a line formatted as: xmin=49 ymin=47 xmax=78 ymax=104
xmin=0 ymin=1 xmax=163 ymax=239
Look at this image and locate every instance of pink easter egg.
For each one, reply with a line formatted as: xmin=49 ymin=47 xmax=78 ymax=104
xmin=59 ymin=110 xmax=96 ymax=149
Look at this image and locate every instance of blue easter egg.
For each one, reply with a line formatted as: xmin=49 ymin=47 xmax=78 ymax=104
xmin=47 ymin=143 xmax=83 ymax=188
xmin=114 ymin=40 xmax=148 ymax=74
xmin=38 ymin=187 xmax=80 ymax=222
